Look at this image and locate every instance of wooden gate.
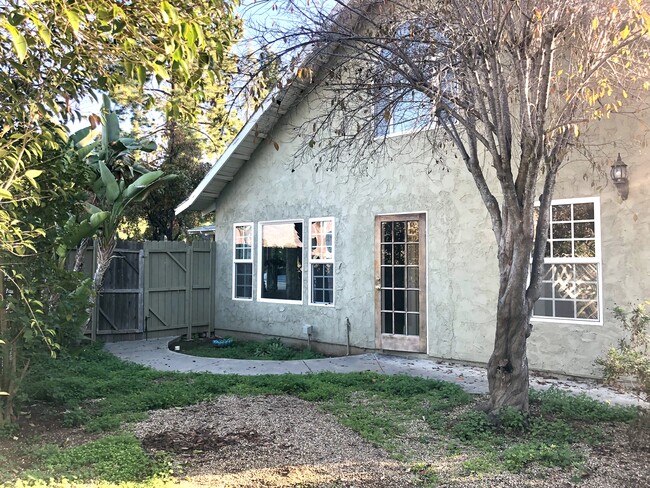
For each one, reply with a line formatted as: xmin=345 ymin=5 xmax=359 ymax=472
xmin=143 ymin=241 xmax=216 ymax=338
xmin=83 ymin=240 xmax=216 ymax=341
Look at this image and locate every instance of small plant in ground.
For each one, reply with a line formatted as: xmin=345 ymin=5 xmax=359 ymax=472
xmin=596 ymin=302 xmax=650 ymax=403
xmin=502 ymin=441 xmax=582 ymax=472
xmin=529 ymin=387 xmax=637 ymax=423
xmin=462 ymin=453 xmax=502 ymax=475
xmin=451 ymin=410 xmax=495 ymax=445
xmin=410 ymin=462 xmax=440 ymax=486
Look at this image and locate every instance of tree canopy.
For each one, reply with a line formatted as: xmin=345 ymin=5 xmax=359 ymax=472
xmin=245 ymin=0 xmax=650 ymax=412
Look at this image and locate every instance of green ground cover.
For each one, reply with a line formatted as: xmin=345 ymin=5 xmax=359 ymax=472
xmin=0 ymin=345 xmax=641 ymax=487
xmin=175 ymin=337 xmax=325 ymax=360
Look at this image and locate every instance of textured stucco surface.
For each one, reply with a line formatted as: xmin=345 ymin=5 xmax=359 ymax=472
xmin=210 ymin=86 xmax=650 ymax=377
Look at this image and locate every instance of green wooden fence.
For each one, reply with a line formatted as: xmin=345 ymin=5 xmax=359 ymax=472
xmin=85 ymin=240 xmax=216 ymax=341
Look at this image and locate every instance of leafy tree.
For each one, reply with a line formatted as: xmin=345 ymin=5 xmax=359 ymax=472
xmin=246 ymin=0 xmax=650 ymax=412
xmin=0 ymin=0 xmax=243 ymax=423
xmin=1 ymin=140 xmax=92 ymax=425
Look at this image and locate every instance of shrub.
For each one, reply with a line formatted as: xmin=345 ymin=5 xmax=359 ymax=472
xmin=596 ymin=302 xmax=650 ymax=402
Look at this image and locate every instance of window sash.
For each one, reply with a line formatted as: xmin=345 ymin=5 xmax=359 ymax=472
xmin=532 ymin=197 xmax=602 ymax=323
xmin=309 ymin=218 xmax=335 ymax=306
xmin=233 ymin=223 xmax=253 ymax=300
xmin=258 ymin=220 xmax=304 ymax=303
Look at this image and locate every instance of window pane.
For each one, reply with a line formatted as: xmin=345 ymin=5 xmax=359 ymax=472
xmin=552 ymin=223 xmax=572 ymax=239
xmin=235 ymin=263 xmax=253 ymax=299
xmin=573 ymin=203 xmax=594 ymax=220
xmin=261 ymin=222 xmax=303 ymax=301
xmin=552 ymin=204 xmax=571 ymax=221
xmin=310 ymin=220 xmax=334 ymax=261
xmin=555 ymin=300 xmax=575 ymax=318
xmin=534 ymin=299 xmax=554 ymax=317
xmin=577 ymin=301 xmax=598 ymax=320
xmin=311 ymin=263 xmax=334 ymax=305
xmin=574 ymin=222 xmax=595 ymax=238
xmin=552 ymin=240 xmax=572 ymax=258
xmin=576 ymin=263 xmax=597 ymax=282
xmin=574 ymin=240 xmax=595 ymax=257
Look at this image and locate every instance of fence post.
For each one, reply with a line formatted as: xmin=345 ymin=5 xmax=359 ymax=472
xmin=91 ymin=240 xmax=98 ymax=341
xmin=185 ymin=243 xmax=193 ymax=339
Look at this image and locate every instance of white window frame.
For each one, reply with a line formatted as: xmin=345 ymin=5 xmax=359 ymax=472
xmin=308 ymin=217 xmax=335 ymax=307
xmin=532 ymin=197 xmax=603 ymax=325
xmin=257 ymin=219 xmax=305 ymax=305
xmin=232 ymin=222 xmax=254 ymax=301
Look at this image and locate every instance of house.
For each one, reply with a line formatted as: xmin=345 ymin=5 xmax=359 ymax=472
xmin=176 ymin=8 xmax=650 ymax=378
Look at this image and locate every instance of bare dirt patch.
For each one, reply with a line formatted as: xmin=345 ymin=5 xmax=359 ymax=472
xmin=132 ymin=395 xmax=410 ymax=486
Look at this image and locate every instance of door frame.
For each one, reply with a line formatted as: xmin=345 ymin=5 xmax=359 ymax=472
xmin=374 ymin=212 xmax=428 ymax=353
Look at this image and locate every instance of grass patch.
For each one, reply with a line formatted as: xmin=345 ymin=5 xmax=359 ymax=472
xmin=25 ymin=435 xmax=167 ymax=483
xmin=176 ymin=337 xmax=324 ymax=360
xmin=5 ymin=344 xmax=640 ymax=485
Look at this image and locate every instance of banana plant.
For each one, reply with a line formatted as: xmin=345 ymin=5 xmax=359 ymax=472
xmin=66 ymin=95 xmax=175 ymax=332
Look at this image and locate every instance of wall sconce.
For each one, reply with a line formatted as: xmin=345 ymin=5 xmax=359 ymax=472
xmin=610 ymin=153 xmax=629 ymax=200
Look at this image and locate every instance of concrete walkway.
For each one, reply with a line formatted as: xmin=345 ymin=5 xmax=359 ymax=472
xmin=105 ymin=337 xmax=647 ymax=408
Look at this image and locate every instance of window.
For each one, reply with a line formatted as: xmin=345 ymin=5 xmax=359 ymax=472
xmin=259 ymin=221 xmax=303 ymax=302
xmin=533 ymin=198 xmax=601 ymax=323
xmin=233 ymin=223 xmax=253 ymax=300
xmin=375 ymin=88 xmax=431 ymax=137
xmin=309 ymin=218 xmax=335 ymax=305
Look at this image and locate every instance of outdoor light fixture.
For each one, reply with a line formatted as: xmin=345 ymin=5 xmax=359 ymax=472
xmin=610 ymin=153 xmax=629 ymax=200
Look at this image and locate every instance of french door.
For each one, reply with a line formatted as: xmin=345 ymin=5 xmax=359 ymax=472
xmin=375 ymin=213 xmax=427 ymax=353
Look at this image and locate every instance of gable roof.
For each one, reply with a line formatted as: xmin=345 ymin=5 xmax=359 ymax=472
xmin=175 ymin=1 xmax=368 ymax=215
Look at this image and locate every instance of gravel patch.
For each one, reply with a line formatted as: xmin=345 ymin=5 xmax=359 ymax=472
xmin=131 ymin=395 xmax=649 ymax=488
xmin=132 ymin=395 xmax=411 ymax=486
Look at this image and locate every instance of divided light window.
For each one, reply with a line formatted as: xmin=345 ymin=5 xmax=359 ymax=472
xmin=233 ymin=223 xmax=253 ymax=300
xmin=533 ymin=198 xmax=601 ymax=323
xmin=309 ymin=218 xmax=335 ymax=306
xmin=259 ymin=221 xmax=303 ymax=302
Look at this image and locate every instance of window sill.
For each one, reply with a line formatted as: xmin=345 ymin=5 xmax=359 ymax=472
xmin=531 ymin=317 xmax=603 ymax=327
xmin=258 ymin=298 xmax=304 ymax=305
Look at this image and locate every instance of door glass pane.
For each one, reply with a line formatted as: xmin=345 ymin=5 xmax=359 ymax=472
xmin=382 ymin=312 xmax=393 ymax=334
xmin=407 ymin=243 xmax=419 ymax=265
xmin=407 ymin=267 xmax=419 ymax=288
xmin=407 ymin=221 xmax=419 ymax=242
xmin=394 ymin=313 xmax=406 ymax=334
xmin=382 ymin=290 xmax=393 ymax=311
xmin=381 ymin=266 xmax=393 ymax=288
xmin=394 ymin=290 xmax=406 ymax=311
xmin=394 ymin=267 xmax=405 ymax=288
xmin=407 ymin=290 xmax=419 ymax=312
xmin=382 ymin=222 xmax=393 ymax=243
xmin=394 ymin=222 xmax=405 ymax=243
xmin=382 ymin=244 xmax=392 ymax=265
xmin=407 ymin=313 xmax=419 ymax=335
xmin=394 ymin=244 xmax=405 ymax=265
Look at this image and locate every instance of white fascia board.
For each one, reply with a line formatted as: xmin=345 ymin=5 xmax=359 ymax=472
xmin=175 ymin=89 xmax=280 ymax=216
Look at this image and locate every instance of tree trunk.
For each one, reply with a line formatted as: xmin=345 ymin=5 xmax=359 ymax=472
xmin=73 ymin=237 xmax=91 ymax=272
xmin=487 ymin=222 xmax=534 ymax=413
xmin=0 ymin=266 xmax=15 ymax=425
xmin=82 ymin=237 xmax=116 ymax=336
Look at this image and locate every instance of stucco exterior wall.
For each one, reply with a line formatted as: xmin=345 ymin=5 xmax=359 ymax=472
xmin=211 ymin=88 xmax=650 ymax=378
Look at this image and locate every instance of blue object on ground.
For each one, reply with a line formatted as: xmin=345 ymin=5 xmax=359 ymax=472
xmin=212 ymin=338 xmax=234 ymax=348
